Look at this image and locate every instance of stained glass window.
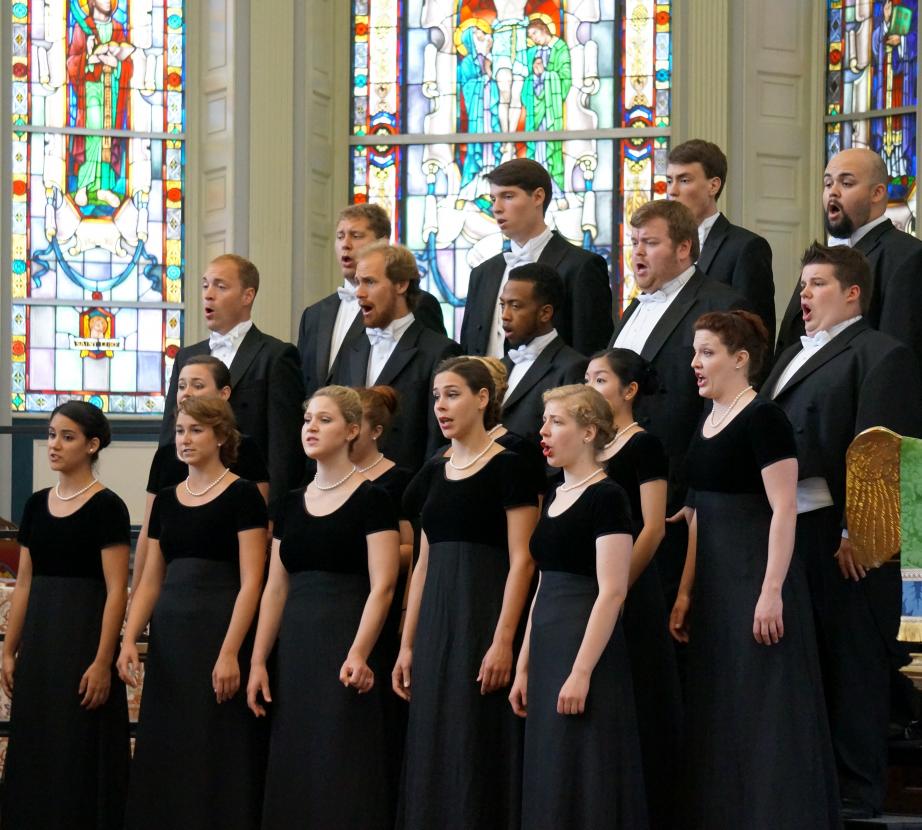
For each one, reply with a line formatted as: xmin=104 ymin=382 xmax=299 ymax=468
xmin=825 ymin=0 xmax=918 ymax=232
xmin=10 ymin=0 xmax=185 ymax=414
xmin=351 ymin=0 xmax=672 ymax=333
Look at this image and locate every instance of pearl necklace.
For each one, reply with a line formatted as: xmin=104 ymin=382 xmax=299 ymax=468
xmin=487 ymin=424 xmax=503 ymax=437
xmin=709 ymin=385 xmax=753 ymax=428
xmin=184 ymin=467 xmax=230 ymax=497
xmin=604 ymin=421 xmax=639 ymax=449
xmin=314 ymin=466 xmax=356 ymax=491
xmin=448 ymin=439 xmax=495 ymax=471
xmin=356 ymin=453 xmax=385 ymax=474
xmin=560 ymin=468 xmax=604 ymax=492
xmin=55 ymin=477 xmax=99 ymax=501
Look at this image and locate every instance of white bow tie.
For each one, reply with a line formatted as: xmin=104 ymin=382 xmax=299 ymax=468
xmin=636 ymin=290 xmax=668 ymax=304
xmin=367 ymin=328 xmax=396 ymax=348
xmin=337 ymin=284 xmax=357 ymax=302
xmin=507 ymin=344 xmax=538 ymax=365
xmin=503 ymin=249 xmax=533 ymax=269
xmin=209 ymin=331 xmax=236 ymax=351
xmin=800 ymin=331 xmax=832 ymax=351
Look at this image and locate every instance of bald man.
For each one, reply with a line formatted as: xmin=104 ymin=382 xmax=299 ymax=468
xmin=776 ymin=148 xmax=922 ymax=378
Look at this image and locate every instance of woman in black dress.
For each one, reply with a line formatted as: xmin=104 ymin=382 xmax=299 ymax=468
xmin=670 ymin=311 xmax=839 ymax=828
xmin=132 ymin=356 xmax=268 ymax=593
xmin=247 ymin=385 xmax=400 ymax=829
xmin=119 ymin=396 xmax=268 ymax=830
xmin=1 ymin=401 xmax=130 ymax=830
xmin=586 ymin=349 xmax=682 ymax=830
xmin=394 ymin=357 xmax=540 ymax=830
xmin=510 ymin=384 xmax=648 ymax=830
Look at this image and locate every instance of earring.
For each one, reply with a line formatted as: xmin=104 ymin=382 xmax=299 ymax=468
xmin=217 ymin=442 xmax=222 ymax=447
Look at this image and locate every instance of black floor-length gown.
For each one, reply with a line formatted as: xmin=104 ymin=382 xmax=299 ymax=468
xmin=2 ymin=488 xmax=131 ymax=830
xmin=398 ymin=449 xmax=540 ymax=830
xmin=603 ymin=431 xmax=683 ymax=830
xmin=126 ymin=479 xmax=268 ymax=830
xmin=523 ymin=478 xmax=649 ymax=830
xmin=684 ymin=397 xmax=840 ymax=828
xmin=261 ymin=480 xmax=398 ymax=830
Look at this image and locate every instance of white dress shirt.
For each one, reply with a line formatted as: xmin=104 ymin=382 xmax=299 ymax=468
xmin=697 ymin=211 xmax=721 ymax=253
xmin=487 ymin=225 xmax=554 ymax=358
xmin=770 ymin=315 xmax=862 ymax=515
xmin=366 ymin=312 xmax=415 ymax=385
xmin=503 ymin=328 xmax=559 ymax=401
xmin=208 ymin=319 xmax=253 ymax=368
xmin=614 ymin=266 xmax=696 ymax=355
xmin=330 ymin=280 xmax=360 ymax=371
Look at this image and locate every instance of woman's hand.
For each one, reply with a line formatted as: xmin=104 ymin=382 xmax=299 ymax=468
xmin=509 ymin=669 xmax=528 ymax=718
xmin=79 ymin=660 xmax=112 ymax=709
xmin=246 ymin=662 xmax=272 ymax=716
xmin=340 ymin=651 xmax=374 ymax=694
xmin=557 ymin=669 xmax=590 ymax=715
xmin=477 ymin=640 xmax=513 ymax=695
xmin=1 ymin=651 xmax=15 ymax=698
xmin=669 ymin=593 xmax=691 ymax=643
xmin=753 ymin=589 xmax=784 ymax=645
xmin=116 ymin=642 xmax=140 ymax=688
xmin=392 ymin=647 xmax=413 ymax=701
xmin=212 ymin=652 xmax=240 ymax=703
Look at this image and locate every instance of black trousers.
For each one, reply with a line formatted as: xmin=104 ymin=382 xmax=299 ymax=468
xmin=796 ymin=507 xmax=901 ymax=812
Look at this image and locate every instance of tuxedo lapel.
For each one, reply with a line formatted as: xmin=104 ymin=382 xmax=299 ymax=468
xmin=639 ymin=273 xmax=704 ymax=362
xmin=328 ymin=311 xmax=366 ymax=383
xmin=229 ymin=326 xmax=265 ymax=386
xmin=772 ymin=321 xmax=868 ymax=398
xmin=375 ymin=322 xmax=422 ymax=387
xmin=536 ymin=231 xmax=569 ymax=269
xmin=344 ymin=332 xmax=372 ymax=387
xmin=314 ymin=295 xmax=340 ymax=381
xmin=502 ymin=338 xmax=562 ymax=411
xmin=696 ymin=214 xmax=729 ymax=273
xmin=853 ymin=219 xmax=894 ymax=258
xmin=480 ymin=257 xmax=507 ymax=316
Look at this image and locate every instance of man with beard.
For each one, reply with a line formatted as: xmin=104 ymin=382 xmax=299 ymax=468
xmin=776 ymin=148 xmax=922 ymax=380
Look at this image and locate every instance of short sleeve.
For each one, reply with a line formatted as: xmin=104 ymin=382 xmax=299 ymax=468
xmin=748 ymin=401 xmax=797 ymax=469
xmin=591 ymin=481 xmax=633 ymax=538
xmin=362 ymin=484 xmax=399 ymax=535
xmin=16 ymin=493 xmax=38 ymax=547
xmin=233 ymin=480 xmax=269 ymax=532
xmin=272 ymin=489 xmax=303 ymax=541
xmin=95 ymin=491 xmax=131 ymax=549
xmin=631 ymin=432 xmax=668 ymax=484
xmin=233 ymin=436 xmax=270 ymax=484
xmin=403 ymin=459 xmax=437 ymax=520
xmin=499 ymin=450 xmax=540 ymax=510
xmin=148 ymin=494 xmax=163 ymax=541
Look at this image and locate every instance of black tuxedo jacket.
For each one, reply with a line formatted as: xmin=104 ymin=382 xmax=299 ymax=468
xmin=776 ymin=219 xmax=922 ymax=379
xmin=159 ymin=325 xmax=306 ymax=508
xmin=697 ymin=213 xmax=775 ymax=336
xmin=296 ymin=288 xmax=446 ymax=398
xmin=332 ymin=320 xmax=462 ymax=471
xmin=609 ymin=270 xmax=749 ymax=510
xmin=763 ymin=319 xmax=922 ymax=518
xmin=500 ymin=336 xmax=587 ymax=446
xmin=459 ymin=231 xmax=613 ymax=356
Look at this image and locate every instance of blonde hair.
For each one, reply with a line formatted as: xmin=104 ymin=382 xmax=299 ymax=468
xmin=176 ymin=396 xmax=240 ymax=466
xmin=470 ymin=356 xmax=509 ymax=404
xmin=309 ymin=386 xmax=364 ymax=430
xmin=542 ymin=384 xmax=615 ymax=450
xmin=353 ymin=241 xmax=422 ymax=308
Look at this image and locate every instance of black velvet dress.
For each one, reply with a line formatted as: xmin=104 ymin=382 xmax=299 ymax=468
xmin=523 ymin=479 xmax=648 ymax=830
xmin=684 ymin=397 xmax=840 ymax=828
xmin=261 ymin=481 xmax=398 ymax=829
xmin=126 ymin=479 xmax=269 ymax=830
xmin=603 ymin=432 xmax=683 ymax=830
xmin=398 ymin=449 xmax=540 ymax=830
xmin=146 ymin=435 xmax=268 ymax=493
xmin=2 ymin=489 xmax=131 ymax=830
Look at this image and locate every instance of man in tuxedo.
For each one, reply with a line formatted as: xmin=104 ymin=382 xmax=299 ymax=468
xmin=498 ymin=263 xmax=587 ymax=446
xmin=764 ymin=242 xmax=922 ymax=818
xmin=776 ymin=147 xmax=922 ymax=380
xmin=160 ymin=254 xmax=305 ymax=508
xmin=332 ymin=241 xmax=461 ymax=471
xmin=666 ymin=139 xmax=775 ymax=334
xmin=610 ymin=199 xmax=748 ymax=602
xmin=459 ymin=157 xmax=613 ymax=357
xmin=296 ymin=203 xmax=447 ymax=398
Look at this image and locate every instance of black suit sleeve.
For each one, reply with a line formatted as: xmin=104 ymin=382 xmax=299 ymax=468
xmin=730 ymin=236 xmax=775 ymax=337
xmin=856 ymin=344 xmax=922 ymax=438
xmin=415 ymin=291 xmax=448 ymax=337
xmin=565 ymin=253 xmax=614 ymax=355
xmin=459 ymin=262 xmax=485 ymax=353
xmin=425 ymin=340 xmax=464 ymax=458
xmin=266 ymin=343 xmax=307 ymax=508
xmin=296 ymin=306 xmax=312 ymax=388
xmin=563 ymin=356 xmax=588 ymax=385
xmin=159 ymin=347 xmax=188 ymax=446
xmin=877 ymin=248 xmax=922 ymax=386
